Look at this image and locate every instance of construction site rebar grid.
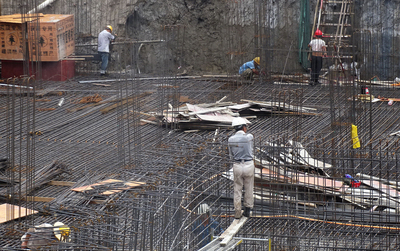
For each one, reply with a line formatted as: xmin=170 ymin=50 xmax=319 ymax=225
xmin=2 ymin=1 xmax=400 ymax=251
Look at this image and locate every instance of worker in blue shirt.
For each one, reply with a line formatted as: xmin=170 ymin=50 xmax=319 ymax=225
xmin=228 ymin=117 xmax=254 ymax=219
xmin=239 ymin=57 xmax=260 ymax=80
xmin=192 ymin=204 xmax=223 ymax=248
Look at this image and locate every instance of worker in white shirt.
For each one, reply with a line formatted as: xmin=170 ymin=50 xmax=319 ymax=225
xmin=308 ymin=29 xmax=327 ymax=85
xmin=98 ymin=25 xmax=116 ymax=76
xmin=228 ymin=117 xmax=254 ymax=219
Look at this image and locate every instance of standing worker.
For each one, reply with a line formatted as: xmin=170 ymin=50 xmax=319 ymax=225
xmin=239 ymin=57 xmax=260 ymax=80
xmin=192 ymin=204 xmax=223 ymax=249
xmin=228 ymin=117 xmax=254 ymax=219
xmin=308 ymin=29 xmax=327 ymax=85
xmin=98 ymin=25 xmax=116 ymax=76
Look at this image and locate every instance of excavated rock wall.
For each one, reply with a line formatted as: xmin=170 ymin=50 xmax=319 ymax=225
xmin=354 ymin=0 xmax=400 ymax=80
xmin=1 ymin=0 xmax=400 ymax=78
xmin=1 ymin=0 xmax=302 ymax=75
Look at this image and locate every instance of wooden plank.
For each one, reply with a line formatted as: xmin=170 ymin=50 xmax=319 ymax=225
xmin=0 ymin=203 xmax=38 ymax=223
xmin=25 ymin=196 xmax=55 ymax=202
xmin=198 ymin=238 xmax=220 ymax=251
xmin=48 ymin=180 xmax=76 ymax=186
xmin=71 ymin=179 xmax=123 ymax=192
xmin=140 ymin=119 xmax=158 ymax=125
xmin=202 ymin=75 xmax=230 ymax=78
xmin=93 ymin=83 xmax=111 ymax=87
xmin=294 ymin=174 xmax=346 ymax=191
xmin=356 ymin=173 xmax=400 ymax=187
xmin=102 ymin=190 xmax=123 ymax=195
xmin=89 ymin=199 xmax=106 ymax=204
xmin=219 ymin=217 xmax=248 ymax=246
xmin=72 ymin=179 xmax=145 ymax=195
xmin=199 ymin=238 xmax=242 ymax=251
xmin=360 ymin=180 xmax=400 ymax=198
xmin=63 ymin=58 xmax=85 ymax=61
xmin=253 ymin=192 xmax=316 ymax=208
xmin=257 ymin=166 xmax=291 ymax=183
xmin=73 ymin=55 xmax=95 ymax=58
xmin=375 ymin=97 xmax=400 ymax=102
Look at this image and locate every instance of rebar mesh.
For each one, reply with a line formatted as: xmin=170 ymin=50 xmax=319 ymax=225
xmin=2 ymin=0 xmax=400 ymax=251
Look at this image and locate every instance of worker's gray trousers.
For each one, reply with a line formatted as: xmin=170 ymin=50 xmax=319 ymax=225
xmin=233 ymin=161 xmax=254 ymax=212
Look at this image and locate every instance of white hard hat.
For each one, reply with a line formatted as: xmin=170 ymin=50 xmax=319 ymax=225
xmin=53 ymin=222 xmax=70 ymax=241
xmin=232 ymin=117 xmax=248 ymax=127
xmin=197 ymin=203 xmax=210 ymax=215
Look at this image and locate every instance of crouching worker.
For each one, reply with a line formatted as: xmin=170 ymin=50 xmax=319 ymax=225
xmin=21 ymin=222 xmax=70 ymax=250
xmin=239 ymin=57 xmax=260 ymax=80
xmin=21 ymin=223 xmax=56 ymax=250
xmin=192 ymin=203 xmax=223 ymax=249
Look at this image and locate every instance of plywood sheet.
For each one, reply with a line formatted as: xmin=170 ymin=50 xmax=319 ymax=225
xmin=196 ymin=113 xmax=234 ymax=123
xmin=0 ymin=203 xmax=38 ymax=223
xmin=228 ymin=103 xmax=252 ymax=110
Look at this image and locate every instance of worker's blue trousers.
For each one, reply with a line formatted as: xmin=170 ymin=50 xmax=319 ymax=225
xmin=99 ymin=52 xmax=109 ymax=74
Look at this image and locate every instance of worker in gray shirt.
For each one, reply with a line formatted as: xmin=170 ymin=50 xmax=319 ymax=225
xmin=98 ymin=25 xmax=116 ymax=76
xmin=228 ymin=117 xmax=254 ymax=219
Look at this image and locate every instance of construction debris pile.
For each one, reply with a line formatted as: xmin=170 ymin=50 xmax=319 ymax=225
xmin=152 ymin=100 xmax=319 ymax=130
xmin=224 ymin=140 xmax=400 ymax=215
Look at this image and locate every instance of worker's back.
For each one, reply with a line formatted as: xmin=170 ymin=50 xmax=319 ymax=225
xmin=228 ymin=131 xmax=254 ymax=161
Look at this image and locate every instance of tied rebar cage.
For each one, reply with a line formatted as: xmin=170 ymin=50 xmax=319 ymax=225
xmin=2 ymin=0 xmax=400 ymax=250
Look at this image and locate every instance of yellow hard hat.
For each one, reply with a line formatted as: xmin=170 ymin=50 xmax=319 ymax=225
xmin=253 ymin=57 xmax=260 ymax=65
xmin=107 ymin=25 xmax=113 ymax=32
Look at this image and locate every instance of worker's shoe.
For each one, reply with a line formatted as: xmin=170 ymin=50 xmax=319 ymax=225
xmin=234 ymin=209 xmax=242 ymax=219
xmin=243 ymin=207 xmax=251 ymax=217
